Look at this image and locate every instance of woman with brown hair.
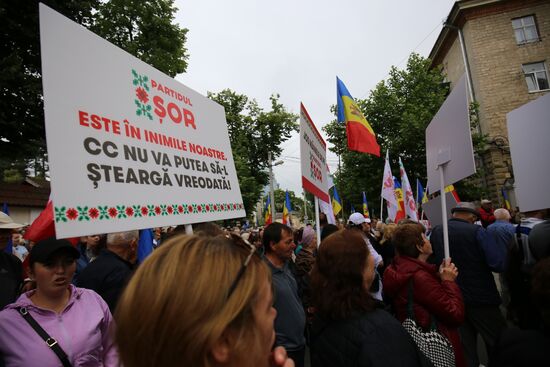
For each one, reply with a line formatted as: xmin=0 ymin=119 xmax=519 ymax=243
xmin=115 ymin=233 xmax=293 ymax=367
xmin=309 ymin=229 xmax=427 ymax=367
xmin=383 ymin=223 xmax=465 ymax=367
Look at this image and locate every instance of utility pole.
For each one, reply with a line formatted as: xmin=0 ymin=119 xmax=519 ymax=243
xmin=268 ymin=152 xmax=283 ymax=222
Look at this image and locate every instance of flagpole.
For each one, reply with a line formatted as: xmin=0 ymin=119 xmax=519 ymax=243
xmin=438 ymin=164 xmax=450 ymax=260
xmin=314 ymin=197 xmax=321 ymax=247
xmin=185 ymin=224 xmax=193 ymax=234
xmin=380 ymin=150 xmax=387 ymax=222
xmin=303 ymin=191 xmax=308 ymax=224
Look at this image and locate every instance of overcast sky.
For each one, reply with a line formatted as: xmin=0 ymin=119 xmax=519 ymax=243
xmin=174 ymin=0 xmax=456 ymax=196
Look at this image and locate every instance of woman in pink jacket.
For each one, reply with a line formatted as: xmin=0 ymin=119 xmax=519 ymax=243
xmin=0 ymin=237 xmax=118 ymax=367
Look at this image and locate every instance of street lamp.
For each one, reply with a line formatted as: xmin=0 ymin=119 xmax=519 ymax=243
xmin=268 ymin=152 xmax=284 ymax=222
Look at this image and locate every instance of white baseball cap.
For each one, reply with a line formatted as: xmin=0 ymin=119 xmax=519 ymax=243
xmin=348 ymin=212 xmax=367 ymax=225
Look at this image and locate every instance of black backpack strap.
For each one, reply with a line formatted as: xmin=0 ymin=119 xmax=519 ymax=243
xmin=17 ymin=307 xmax=72 ymax=367
xmin=406 ymin=277 xmax=437 ymax=330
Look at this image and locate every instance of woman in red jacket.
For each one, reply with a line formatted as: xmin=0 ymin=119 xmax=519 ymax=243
xmin=383 ymin=223 xmax=466 ymax=367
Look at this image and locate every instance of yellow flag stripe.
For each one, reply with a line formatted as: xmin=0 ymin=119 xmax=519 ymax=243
xmin=342 ymin=96 xmax=374 ymax=135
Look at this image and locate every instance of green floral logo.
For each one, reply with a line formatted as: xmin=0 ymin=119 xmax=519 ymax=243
xmin=132 ymin=69 xmax=153 ymax=120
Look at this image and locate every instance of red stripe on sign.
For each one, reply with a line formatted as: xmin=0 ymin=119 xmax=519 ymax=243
xmin=300 ymin=102 xmax=326 ymax=148
xmin=302 ymin=176 xmax=330 ymax=203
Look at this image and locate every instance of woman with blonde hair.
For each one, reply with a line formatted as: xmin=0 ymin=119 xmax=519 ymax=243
xmin=377 ymin=222 xmax=397 ymax=276
xmin=115 ymin=233 xmax=293 ymax=367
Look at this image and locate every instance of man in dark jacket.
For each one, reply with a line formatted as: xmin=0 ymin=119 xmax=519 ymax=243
xmin=76 ymin=230 xmax=138 ymax=312
xmin=431 ymin=202 xmax=507 ymax=367
xmin=263 ymin=223 xmax=306 ymax=367
xmin=0 ymin=212 xmax=24 ymax=309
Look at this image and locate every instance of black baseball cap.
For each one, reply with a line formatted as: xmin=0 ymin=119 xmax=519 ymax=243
xmin=29 ymin=237 xmax=80 ymax=266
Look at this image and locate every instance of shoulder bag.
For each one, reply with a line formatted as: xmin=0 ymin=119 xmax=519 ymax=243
xmin=401 ymin=279 xmax=456 ymax=367
xmin=17 ymin=306 xmax=73 ymax=367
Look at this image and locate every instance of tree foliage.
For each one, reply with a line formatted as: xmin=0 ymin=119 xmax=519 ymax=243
xmin=323 ymin=53 xmax=448 ymax=217
xmin=208 ymin=90 xmax=298 ymax=217
xmin=0 ymin=0 xmax=188 ymax=178
xmin=92 ymin=0 xmax=188 ymax=77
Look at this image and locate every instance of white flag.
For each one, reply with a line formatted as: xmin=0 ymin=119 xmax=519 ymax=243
xmin=320 ymin=165 xmax=336 ymax=224
xmin=399 ymin=157 xmax=418 ymax=221
xmin=382 ymin=151 xmax=399 ymax=221
xmin=319 ymin=199 xmax=336 ymax=225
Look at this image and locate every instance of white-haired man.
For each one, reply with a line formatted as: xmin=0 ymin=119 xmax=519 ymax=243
xmin=487 ymin=208 xmax=516 ymax=311
xmin=76 ymin=230 xmax=138 ymax=312
xmin=487 ymin=208 xmax=516 ymax=250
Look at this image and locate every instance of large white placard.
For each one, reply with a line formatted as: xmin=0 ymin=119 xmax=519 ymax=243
xmin=426 ymin=74 xmax=476 ymax=193
xmin=507 ymin=93 xmax=550 ymax=212
xmin=299 ymin=103 xmax=329 ymax=202
xmin=39 ymin=4 xmax=245 ymax=237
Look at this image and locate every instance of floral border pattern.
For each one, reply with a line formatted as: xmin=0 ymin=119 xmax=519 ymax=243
xmin=54 ymin=203 xmax=245 ymax=223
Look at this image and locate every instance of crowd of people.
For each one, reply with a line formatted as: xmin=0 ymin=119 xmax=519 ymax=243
xmin=0 ymin=198 xmax=548 ymax=367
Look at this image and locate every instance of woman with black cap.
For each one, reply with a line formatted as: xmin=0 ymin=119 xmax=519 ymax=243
xmin=0 ymin=237 xmax=118 ymax=367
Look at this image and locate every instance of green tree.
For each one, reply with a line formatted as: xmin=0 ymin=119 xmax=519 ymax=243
xmin=92 ymin=0 xmax=188 ymax=77
xmin=0 ymin=0 xmax=99 ymax=178
xmin=0 ymin=0 xmax=188 ymax=177
xmin=208 ymin=90 xmax=298 ymax=217
xmin=324 ymin=53 xmax=448 ymax=217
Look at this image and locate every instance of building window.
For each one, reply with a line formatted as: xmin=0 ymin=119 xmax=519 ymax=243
xmin=522 ymin=62 xmax=549 ymax=92
xmin=512 ymin=15 xmax=539 ymax=44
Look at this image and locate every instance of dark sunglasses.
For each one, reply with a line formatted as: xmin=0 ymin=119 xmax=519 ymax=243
xmin=226 ymin=233 xmax=257 ymax=299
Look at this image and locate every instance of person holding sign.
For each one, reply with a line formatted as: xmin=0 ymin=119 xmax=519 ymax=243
xmin=383 ymin=223 xmax=465 ymax=367
xmin=430 ymin=202 xmax=507 ymax=367
xmin=115 ymin=233 xmax=294 ymax=367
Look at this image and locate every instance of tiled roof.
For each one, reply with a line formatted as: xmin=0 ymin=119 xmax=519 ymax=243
xmin=0 ymin=179 xmax=50 ymax=207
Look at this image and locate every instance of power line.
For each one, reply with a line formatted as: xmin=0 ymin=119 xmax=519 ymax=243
xmin=358 ymin=19 xmax=444 ymax=99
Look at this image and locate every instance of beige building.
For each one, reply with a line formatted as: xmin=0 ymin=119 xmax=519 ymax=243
xmin=430 ymin=0 xmax=550 ymax=208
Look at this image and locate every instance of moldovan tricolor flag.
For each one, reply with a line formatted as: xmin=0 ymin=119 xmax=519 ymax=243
xmin=501 ymin=187 xmax=511 ymax=210
xmin=337 ymin=77 xmax=380 ymax=156
xmin=332 ymin=186 xmax=343 ymax=216
xmin=282 ymin=191 xmax=292 ymax=226
xmin=398 ymin=158 xmax=418 ymax=221
xmin=264 ymin=195 xmax=272 ymax=225
xmin=416 ymin=179 xmax=428 ymax=207
xmin=362 ymin=192 xmax=370 ymax=219
xmin=393 ymin=178 xmax=406 ymax=222
xmin=381 ymin=151 xmax=398 ymax=221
